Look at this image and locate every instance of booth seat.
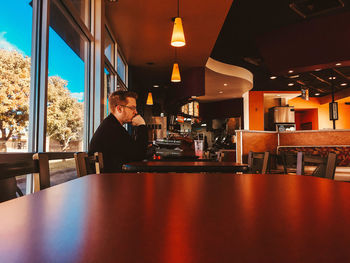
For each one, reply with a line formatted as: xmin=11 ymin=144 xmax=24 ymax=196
xmin=277 ymin=146 xmax=350 ymax=180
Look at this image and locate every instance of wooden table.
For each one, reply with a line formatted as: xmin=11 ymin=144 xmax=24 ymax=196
xmin=122 ymin=161 xmax=248 ymax=173
xmin=2 ymin=173 xmax=350 ymax=262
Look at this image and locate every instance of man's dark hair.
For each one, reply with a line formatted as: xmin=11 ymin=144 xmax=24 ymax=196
xmin=109 ymin=90 xmax=138 ymax=111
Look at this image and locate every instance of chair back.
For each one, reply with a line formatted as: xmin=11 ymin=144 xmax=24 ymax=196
xmin=74 ymin=152 xmax=104 ymax=177
xmin=248 ymin=151 xmax=269 ymax=174
xmin=281 ymin=151 xmax=303 ymax=175
xmin=0 ymin=153 xmax=35 ymax=202
xmin=297 ymin=152 xmax=337 ymax=179
xmin=33 ymin=152 xmax=75 ymax=191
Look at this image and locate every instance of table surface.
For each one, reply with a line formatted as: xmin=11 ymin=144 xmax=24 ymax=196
xmin=124 ymin=161 xmax=248 ymax=167
xmin=2 ymin=173 xmax=350 ymax=262
xmin=122 ymin=161 xmax=249 ymax=173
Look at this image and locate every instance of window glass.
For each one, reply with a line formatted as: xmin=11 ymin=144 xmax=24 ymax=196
xmin=0 ymin=1 xmax=32 ymax=155
xmin=47 ymin=0 xmax=88 ymax=184
xmin=0 ymin=0 xmax=33 ymax=194
xmin=47 ymin=0 xmax=87 ymax=152
xmin=67 ymin=0 xmax=90 ymax=29
xmin=117 ymin=51 xmax=126 ymax=83
xmin=104 ymin=67 xmax=113 ymax=117
xmin=104 ymin=27 xmax=114 ymax=63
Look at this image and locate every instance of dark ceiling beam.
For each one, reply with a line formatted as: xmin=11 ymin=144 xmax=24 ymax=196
xmin=332 ymin=68 xmax=350 ymax=80
xmin=309 ymin=72 xmax=331 ymax=86
xmin=295 ymin=79 xmax=325 ymax=94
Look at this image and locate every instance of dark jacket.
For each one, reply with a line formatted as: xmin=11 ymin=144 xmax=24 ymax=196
xmin=88 ymin=114 xmax=148 ymax=172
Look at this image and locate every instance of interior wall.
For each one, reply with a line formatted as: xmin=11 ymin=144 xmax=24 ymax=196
xmin=289 ymin=97 xmax=350 ymax=129
xmin=295 ymin=109 xmax=319 ymax=130
xmin=249 ymin=91 xmax=350 ymax=131
xmin=263 ymin=96 xmax=281 ymax=130
xmin=249 ymin=91 xmax=264 ymax=130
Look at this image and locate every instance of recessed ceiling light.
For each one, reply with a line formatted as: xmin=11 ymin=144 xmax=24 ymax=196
xmin=288 ymin=83 xmax=294 ymax=86
xmin=315 ymin=93 xmax=320 ymax=96
xmin=329 ymin=77 xmax=336 ymax=80
xmin=315 ymin=68 xmax=322 ymax=71
xmin=341 ymin=83 xmax=347 ymax=86
xmin=223 ymin=83 xmax=228 ymax=86
xmin=289 ymin=75 xmax=299 ymax=78
xmin=336 ymin=63 xmax=342 ymax=66
xmin=277 ymin=95 xmax=281 ymax=97
xmin=153 ymin=85 xmax=159 ymax=88
xmin=270 ymin=76 xmax=277 ymax=80
xmin=219 ymin=91 xmax=224 ymax=94
xmin=288 ymin=70 xmax=294 ymax=73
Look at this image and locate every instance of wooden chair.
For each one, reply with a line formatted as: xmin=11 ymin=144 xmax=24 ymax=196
xmin=0 ymin=153 xmax=36 ymax=202
xmin=74 ymin=152 xmax=104 ymax=177
xmin=247 ymin=151 xmax=270 ymax=174
xmin=296 ymin=152 xmax=337 ymax=179
xmin=281 ymin=151 xmax=303 ymax=175
xmin=33 ymin=152 xmax=75 ymax=191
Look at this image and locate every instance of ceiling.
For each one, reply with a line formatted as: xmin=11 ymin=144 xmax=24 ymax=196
xmin=105 ymin=0 xmax=232 ymax=87
xmin=106 ymin=0 xmax=350 ymax=101
xmin=211 ymin=0 xmax=350 ymax=98
xmin=198 ymin=58 xmax=253 ymax=102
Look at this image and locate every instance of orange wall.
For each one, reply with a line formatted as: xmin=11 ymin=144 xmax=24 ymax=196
xmin=289 ymin=97 xmax=350 ymax=129
xmin=249 ymin=91 xmax=350 ymax=130
xmin=295 ymin=109 xmax=319 ymax=130
xmin=249 ymin=91 xmax=264 ymax=130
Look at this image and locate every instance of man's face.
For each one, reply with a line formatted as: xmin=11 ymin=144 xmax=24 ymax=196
xmin=119 ymin=97 xmax=137 ymax=124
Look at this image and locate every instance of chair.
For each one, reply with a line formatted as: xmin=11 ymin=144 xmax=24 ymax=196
xmin=0 ymin=153 xmax=35 ymax=202
xmin=247 ymin=151 xmax=270 ymax=174
xmin=74 ymin=152 xmax=104 ymax=177
xmin=296 ymin=152 xmax=337 ymax=179
xmin=280 ymin=151 xmax=303 ymax=175
xmin=33 ymin=152 xmax=75 ymax=191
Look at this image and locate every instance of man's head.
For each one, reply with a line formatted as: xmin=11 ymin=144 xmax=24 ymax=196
xmin=109 ymin=90 xmax=138 ymax=125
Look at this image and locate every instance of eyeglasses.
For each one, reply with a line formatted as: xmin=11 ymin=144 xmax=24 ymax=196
xmin=118 ymin=105 xmax=137 ymax=111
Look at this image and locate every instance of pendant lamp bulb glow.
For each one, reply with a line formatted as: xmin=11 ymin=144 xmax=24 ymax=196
xmin=171 ymin=17 xmax=186 ymax=47
xmin=171 ymin=0 xmax=185 ymax=47
xmin=146 ymin=92 xmax=153 ymax=105
xmin=171 ymin=63 xmax=181 ymax=82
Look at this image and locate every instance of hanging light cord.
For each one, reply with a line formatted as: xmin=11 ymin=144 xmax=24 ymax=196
xmin=177 ymin=0 xmax=180 ymax=17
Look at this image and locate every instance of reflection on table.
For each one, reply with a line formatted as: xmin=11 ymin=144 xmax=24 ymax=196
xmin=122 ymin=161 xmax=248 ymax=173
xmin=2 ymin=173 xmax=350 ymax=262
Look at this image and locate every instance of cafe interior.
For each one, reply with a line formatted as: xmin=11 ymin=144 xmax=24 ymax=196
xmin=1 ymin=0 xmax=350 ymax=261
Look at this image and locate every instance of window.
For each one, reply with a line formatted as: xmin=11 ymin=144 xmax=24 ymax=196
xmin=104 ymin=27 xmax=114 ymax=64
xmin=67 ymin=0 xmax=91 ymax=29
xmin=117 ymin=51 xmax=126 ymax=84
xmin=104 ymin=66 xmax=114 ymax=117
xmin=46 ymin=0 xmax=90 ymax=184
xmin=0 ymin=1 xmax=32 ymax=154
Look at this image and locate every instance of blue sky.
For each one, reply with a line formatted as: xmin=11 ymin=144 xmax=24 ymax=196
xmin=0 ymin=0 xmax=85 ymax=102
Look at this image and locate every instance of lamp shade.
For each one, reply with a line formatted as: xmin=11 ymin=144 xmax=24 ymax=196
xmin=171 ymin=17 xmax=186 ymax=47
xmin=171 ymin=63 xmax=181 ymax=82
xmin=146 ymin=92 xmax=153 ymax=105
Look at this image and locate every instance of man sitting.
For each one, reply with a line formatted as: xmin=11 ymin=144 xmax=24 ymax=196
xmin=88 ymin=91 xmax=148 ymax=172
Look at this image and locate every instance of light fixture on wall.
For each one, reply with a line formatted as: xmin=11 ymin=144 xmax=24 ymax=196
xmin=146 ymin=92 xmax=153 ymax=105
xmin=171 ymin=48 xmax=181 ymax=82
xmin=171 ymin=0 xmax=186 ymax=47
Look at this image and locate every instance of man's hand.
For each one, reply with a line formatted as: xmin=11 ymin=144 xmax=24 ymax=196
xmin=132 ymin=115 xmax=146 ymax=126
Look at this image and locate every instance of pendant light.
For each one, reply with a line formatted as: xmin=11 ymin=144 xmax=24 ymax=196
xmin=171 ymin=49 xmax=181 ymax=82
xmin=171 ymin=0 xmax=186 ymax=47
xmin=146 ymin=92 xmax=153 ymax=105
